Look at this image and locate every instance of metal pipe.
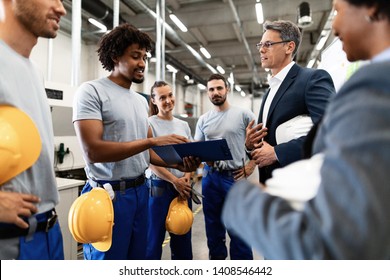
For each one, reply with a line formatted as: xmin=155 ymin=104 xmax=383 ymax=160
xmin=47 ymin=39 xmax=53 ymax=81
xmin=155 ymin=0 xmax=165 ymax=80
xmin=123 ymin=0 xmax=216 ymax=83
xmin=71 ymin=0 xmax=81 ymax=87
xmin=227 ymin=0 xmax=258 ymax=83
xmin=113 ymin=0 xmax=120 ymax=28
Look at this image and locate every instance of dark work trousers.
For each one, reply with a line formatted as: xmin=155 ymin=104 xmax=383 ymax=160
xmin=202 ymin=165 xmax=253 ymax=260
xmin=81 ymin=181 xmax=149 ymax=260
xmin=146 ymin=178 xmax=193 ymax=260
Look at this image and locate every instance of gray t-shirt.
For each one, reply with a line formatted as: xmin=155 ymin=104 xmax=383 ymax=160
xmin=194 ymin=106 xmax=255 ymax=170
xmin=0 ymin=40 xmax=58 ymax=212
xmin=72 ymin=77 xmax=150 ymax=180
xmin=0 ymin=39 xmax=59 ymax=260
xmin=147 ymin=115 xmax=192 ymax=179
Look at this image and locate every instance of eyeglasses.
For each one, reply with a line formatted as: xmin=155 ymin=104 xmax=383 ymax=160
xmin=256 ymin=40 xmax=291 ymax=50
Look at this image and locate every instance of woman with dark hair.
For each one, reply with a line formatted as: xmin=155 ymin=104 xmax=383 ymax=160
xmin=146 ymin=81 xmax=193 ymax=260
xmin=222 ymin=0 xmax=390 ymax=259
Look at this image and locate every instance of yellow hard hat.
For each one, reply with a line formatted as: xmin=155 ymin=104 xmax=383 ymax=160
xmin=68 ymin=188 xmax=114 ymax=252
xmin=166 ymin=197 xmax=193 ymax=235
xmin=0 ymin=105 xmax=41 ymax=185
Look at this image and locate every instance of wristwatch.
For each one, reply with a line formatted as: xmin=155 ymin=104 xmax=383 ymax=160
xmin=244 ymin=145 xmax=253 ymax=160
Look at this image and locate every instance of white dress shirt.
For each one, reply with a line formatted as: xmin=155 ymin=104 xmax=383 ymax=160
xmin=262 ymin=61 xmax=295 ymax=126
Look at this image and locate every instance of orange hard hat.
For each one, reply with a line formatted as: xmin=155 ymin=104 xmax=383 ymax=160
xmin=166 ymin=197 xmax=193 ymax=235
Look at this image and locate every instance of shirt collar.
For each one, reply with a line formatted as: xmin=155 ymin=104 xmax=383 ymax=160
xmin=267 ymin=61 xmax=295 ymax=88
xmin=371 ymin=47 xmax=390 ymax=63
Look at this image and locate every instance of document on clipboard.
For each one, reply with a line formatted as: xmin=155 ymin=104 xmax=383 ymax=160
xmin=151 ymin=139 xmax=233 ymax=165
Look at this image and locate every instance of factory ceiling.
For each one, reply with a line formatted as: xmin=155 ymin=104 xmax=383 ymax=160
xmin=60 ymin=0 xmax=334 ymax=96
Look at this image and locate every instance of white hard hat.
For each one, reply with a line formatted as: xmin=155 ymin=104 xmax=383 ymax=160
xmin=275 ymin=115 xmax=313 ymax=144
xmin=265 ymin=153 xmax=324 ymax=210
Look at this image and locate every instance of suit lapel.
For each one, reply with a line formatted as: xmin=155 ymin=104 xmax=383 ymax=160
xmin=266 ymin=64 xmax=300 ymax=125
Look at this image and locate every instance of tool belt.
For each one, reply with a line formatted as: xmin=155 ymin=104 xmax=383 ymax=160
xmin=0 ymin=209 xmax=58 ymax=239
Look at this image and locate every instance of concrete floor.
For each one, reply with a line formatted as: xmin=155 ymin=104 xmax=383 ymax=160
xmin=162 ymin=170 xmax=263 ymax=260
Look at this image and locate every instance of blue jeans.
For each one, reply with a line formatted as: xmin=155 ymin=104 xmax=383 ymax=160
xmin=146 ymin=178 xmax=192 ymax=260
xmin=81 ymin=181 xmax=149 ymax=260
xmin=202 ymin=165 xmax=253 ymax=260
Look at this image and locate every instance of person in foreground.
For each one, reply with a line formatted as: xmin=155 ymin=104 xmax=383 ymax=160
xmin=222 ymin=0 xmax=390 ymax=259
xmin=0 ymin=0 xmax=66 ymax=259
xmin=73 ymin=24 xmax=198 ymax=260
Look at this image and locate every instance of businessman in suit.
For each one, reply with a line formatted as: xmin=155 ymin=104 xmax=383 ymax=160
xmin=223 ymin=0 xmax=390 ymax=259
xmin=245 ymin=20 xmax=335 ymax=183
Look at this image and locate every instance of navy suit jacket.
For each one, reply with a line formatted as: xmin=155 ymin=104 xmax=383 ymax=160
xmin=258 ymin=63 xmax=335 ymax=183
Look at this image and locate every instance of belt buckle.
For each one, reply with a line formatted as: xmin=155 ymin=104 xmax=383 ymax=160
xmin=45 ymin=211 xmax=58 ymax=232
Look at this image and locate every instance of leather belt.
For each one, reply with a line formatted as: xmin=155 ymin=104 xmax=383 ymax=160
xmin=89 ymin=174 xmax=146 ymax=191
xmin=0 ymin=209 xmax=58 ymax=239
xmin=205 ymin=165 xmax=238 ymax=177
xmin=148 ymin=178 xmax=175 ymax=197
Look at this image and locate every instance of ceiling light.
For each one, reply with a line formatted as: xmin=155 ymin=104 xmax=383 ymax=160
xmin=198 ymin=84 xmax=206 ymax=90
xmin=169 ymin=14 xmax=188 ymax=32
xmin=240 ymin=91 xmax=246 ymax=97
xmin=315 ymin=35 xmax=328 ymax=51
xmin=235 ymin=85 xmax=242 ymax=92
xmin=307 ymin=58 xmax=316 ymax=68
xmin=216 ymin=65 xmax=225 ymax=74
xmin=200 ymin=46 xmax=211 ymax=59
xmin=184 ymin=75 xmax=190 ymax=81
xmin=166 ymin=64 xmax=178 ymax=73
xmin=88 ymin=18 xmax=107 ymax=32
xmin=255 ymin=1 xmax=264 ymax=24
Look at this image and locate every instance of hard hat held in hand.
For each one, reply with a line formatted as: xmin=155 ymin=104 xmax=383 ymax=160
xmin=0 ymin=105 xmax=41 ymax=185
xmin=68 ymin=188 xmax=114 ymax=252
xmin=166 ymin=197 xmax=193 ymax=235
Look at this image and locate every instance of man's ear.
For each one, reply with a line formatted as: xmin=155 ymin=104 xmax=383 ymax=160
xmin=286 ymin=41 xmax=296 ymax=56
xmin=111 ymin=55 xmax=118 ymax=64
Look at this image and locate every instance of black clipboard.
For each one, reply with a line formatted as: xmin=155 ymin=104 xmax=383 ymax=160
xmin=151 ymin=139 xmax=233 ymax=165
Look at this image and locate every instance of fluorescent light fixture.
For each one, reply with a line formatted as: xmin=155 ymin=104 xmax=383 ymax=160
xmin=228 ymin=72 xmax=234 ymax=85
xmin=200 ymin=46 xmax=211 ymax=59
xmin=88 ymin=18 xmax=107 ymax=32
xmin=240 ymin=91 xmax=246 ymax=97
xmin=316 ymin=35 xmax=328 ymax=51
xmin=198 ymin=84 xmax=206 ymax=90
xmin=307 ymin=58 xmax=316 ymax=68
xmin=184 ymin=75 xmax=190 ymax=81
xmin=216 ymin=65 xmax=225 ymax=74
xmin=255 ymin=2 xmax=264 ymax=24
xmin=166 ymin=64 xmax=178 ymax=73
xmin=169 ymin=13 xmax=188 ymax=32
xmin=235 ymin=85 xmax=242 ymax=92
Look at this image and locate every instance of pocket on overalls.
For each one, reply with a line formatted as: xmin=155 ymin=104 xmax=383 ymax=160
xmin=149 ymin=180 xmax=166 ymax=197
